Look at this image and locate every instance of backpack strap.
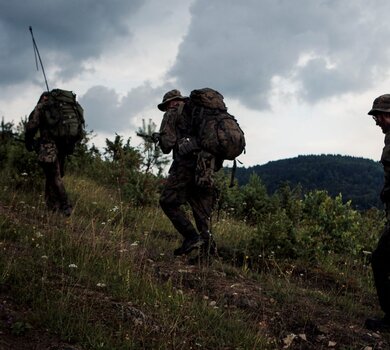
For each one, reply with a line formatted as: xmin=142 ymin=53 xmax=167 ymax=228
xmin=229 ymin=159 xmax=237 ymax=188
xmin=191 ymin=105 xmax=205 ymax=138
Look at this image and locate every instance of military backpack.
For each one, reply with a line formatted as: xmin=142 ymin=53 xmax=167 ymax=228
xmin=189 ymin=88 xmax=246 ymax=161
xmin=189 ymin=88 xmax=246 ymax=187
xmin=43 ymin=89 xmax=85 ymax=154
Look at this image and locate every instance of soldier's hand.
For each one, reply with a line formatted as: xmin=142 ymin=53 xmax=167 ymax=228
xmin=178 ymin=137 xmax=200 ymax=156
xmin=151 ymin=132 xmax=160 ymax=143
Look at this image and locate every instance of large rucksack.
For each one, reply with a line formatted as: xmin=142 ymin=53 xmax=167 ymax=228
xmin=43 ymin=89 xmax=85 ymax=154
xmin=189 ymin=88 xmax=246 ymax=161
xmin=189 ymin=88 xmax=246 ymax=187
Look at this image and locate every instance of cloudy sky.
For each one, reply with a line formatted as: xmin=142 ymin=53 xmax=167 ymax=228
xmin=1 ymin=0 xmax=389 ymax=168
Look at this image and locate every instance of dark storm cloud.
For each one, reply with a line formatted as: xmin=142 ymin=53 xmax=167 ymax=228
xmin=170 ymin=0 xmax=390 ymax=109
xmin=0 ymin=0 xmax=143 ymax=86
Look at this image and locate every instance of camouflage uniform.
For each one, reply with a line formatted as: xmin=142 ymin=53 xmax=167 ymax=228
xmin=366 ymin=94 xmax=390 ymax=330
xmin=25 ymin=93 xmax=72 ymax=215
xmin=158 ymin=90 xmax=216 ymax=256
xmin=371 ymin=131 xmax=390 ymax=318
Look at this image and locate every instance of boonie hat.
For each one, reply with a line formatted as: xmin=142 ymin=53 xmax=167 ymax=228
xmin=368 ymin=94 xmax=390 ymax=115
xmin=158 ymin=89 xmax=187 ymax=111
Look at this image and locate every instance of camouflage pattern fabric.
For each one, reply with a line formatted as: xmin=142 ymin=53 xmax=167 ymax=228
xmin=371 ymin=222 xmax=390 ymax=317
xmin=40 ymin=154 xmax=71 ymax=212
xmin=380 ymin=132 xmax=390 ymax=202
xmin=190 ymin=88 xmax=227 ymax=110
xmin=158 ymin=100 xmax=216 ymax=239
xmin=371 ymin=130 xmax=390 ymax=317
xmin=159 ymin=163 xmax=215 ymax=239
xmin=159 ymin=102 xmax=197 ymax=166
xmin=37 ymin=142 xmax=58 ymax=163
xmin=195 ymin=150 xmax=220 ymax=189
xmin=25 ymin=97 xmax=72 ymax=214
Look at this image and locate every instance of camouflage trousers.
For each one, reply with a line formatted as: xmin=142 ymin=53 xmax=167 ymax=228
xmin=159 ymin=164 xmax=216 ymax=240
xmin=371 ymin=211 xmax=390 ymax=316
xmin=38 ymin=144 xmax=71 ymax=212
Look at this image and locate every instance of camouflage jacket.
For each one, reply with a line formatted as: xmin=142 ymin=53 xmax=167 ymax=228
xmin=25 ymin=101 xmax=58 ymax=163
xmin=158 ymin=102 xmax=197 ymax=172
xmin=381 ymin=131 xmax=390 ymax=204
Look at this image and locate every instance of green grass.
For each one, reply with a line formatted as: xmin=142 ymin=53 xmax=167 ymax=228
xmin=0 ymin=173 xmax=387 ymax=349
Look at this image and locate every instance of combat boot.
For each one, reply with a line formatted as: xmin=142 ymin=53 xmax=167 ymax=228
xmin=60 ymin=204 xmax=73 ymax=217
xmin=188 ymin=232 xmax=217 ymax=266
xmin=174 ymin=235 xmax=204 ymax=256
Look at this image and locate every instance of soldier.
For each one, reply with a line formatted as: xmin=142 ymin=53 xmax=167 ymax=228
xmin=157 ymin=89 xmax=217 ymax=262
xmin=25 ymin=92 xmax=73 ymax=216
xmin=365 ymin=94 xmax=390 ymax=331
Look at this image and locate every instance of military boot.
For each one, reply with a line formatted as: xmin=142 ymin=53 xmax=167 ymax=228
xmin=188 ymin=232 xmax=217 ymax=265
xmin=174 ymin=235 xmax=204 ymax=256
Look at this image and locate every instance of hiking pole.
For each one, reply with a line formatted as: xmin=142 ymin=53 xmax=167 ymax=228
xmin=29 ymin=26 xmax=50 ymax=92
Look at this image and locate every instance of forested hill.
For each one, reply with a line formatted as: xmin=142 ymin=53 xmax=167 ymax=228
xmin=234 ymin=154 xmax=383 ymax=210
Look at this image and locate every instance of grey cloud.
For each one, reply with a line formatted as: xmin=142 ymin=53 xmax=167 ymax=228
xmin=79 ymin=83 xmax=168 ymax=133
xmin=170 ymin=0 xmax=390 ymax=108
xmin=0 ymin=0 xmax=143 ymax=86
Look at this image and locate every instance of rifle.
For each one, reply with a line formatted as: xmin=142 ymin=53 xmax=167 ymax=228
xmin=136 ymin=132 xmax=160 ymax=144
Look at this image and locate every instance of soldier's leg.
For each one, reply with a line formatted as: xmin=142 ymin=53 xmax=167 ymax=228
xmin=41 ymin=159 xmax=70 ymax=215
xmin=159 ymin=171 xmax=198 ymax=239
xmin=41 ymin=162 xmax=60 ymax=211
xmin=57 ymin=154 xmax=72 ymax=215
xmin=372 ymin=223 xmax=390 ymax=317
xmin=189 ymin=189 xmax=213 ymax=234
xmin=159 ymin=170 xmax=203 ymax=255
xmin=188 ymin=187 xmax=217 ymax=257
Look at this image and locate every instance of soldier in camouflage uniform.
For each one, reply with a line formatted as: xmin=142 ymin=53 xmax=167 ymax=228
xmin=25 ymin=92 xmax=72 ymax=216
xmin=365 ymin=94 xmax=390 ymax=331
xmin=157 ymin=89 xmax=217 ymax=261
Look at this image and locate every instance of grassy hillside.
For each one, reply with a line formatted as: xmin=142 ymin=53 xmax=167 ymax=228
xmin=234 ymin=154 xmax=383 ymax=210
xmin=0 ymin=173 xmax=389 ymax=349
xmin=1 ymin=127 xmax=389 ymax=349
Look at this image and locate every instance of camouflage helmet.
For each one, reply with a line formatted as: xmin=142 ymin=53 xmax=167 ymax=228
xmin=368 ymin=94 xmax=390 ymax=115
xmin=158 ymin=89 xmax=187 ymax=111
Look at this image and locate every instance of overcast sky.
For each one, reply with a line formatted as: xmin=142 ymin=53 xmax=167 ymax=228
xmin=1 ymin=0 xmax=389 ymax=168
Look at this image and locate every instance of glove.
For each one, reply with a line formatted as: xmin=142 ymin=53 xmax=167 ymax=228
xmin=178 ymin=137 xmax=200 ymax=156
xmin=151 ymin=132 xmax=160 ymax=143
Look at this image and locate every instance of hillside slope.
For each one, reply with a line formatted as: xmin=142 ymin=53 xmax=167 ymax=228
xmin=234 ymin=154 xmax=383 ymax=210
xmin=0 ymin=175 xmax=389 ymax=349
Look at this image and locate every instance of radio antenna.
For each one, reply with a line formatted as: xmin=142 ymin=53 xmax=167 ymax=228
xmin=29 ymin=26 xmax=50 ymax=92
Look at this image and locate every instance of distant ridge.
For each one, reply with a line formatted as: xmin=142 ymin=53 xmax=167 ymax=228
xmin=233 ymin=154 xmax=383 ymax=210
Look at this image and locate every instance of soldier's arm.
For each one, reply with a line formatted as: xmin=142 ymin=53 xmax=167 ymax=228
xmin=24 ymin=104 xmax=42 ymax=150
xmin=381 ymin=135 xmax=390 ymax=203
xmin=158 ymin=110 xmax=178 ymax=154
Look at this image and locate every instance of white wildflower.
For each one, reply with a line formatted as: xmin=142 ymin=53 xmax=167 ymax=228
xmin=68 ymin=263 xmax=78 ymax=269
xmin=21 ymin=172 xmax=28 ymax=176
xmin=110 ymin=205 xmax=119 ymax=212
xmin=96 ymin=283 xmax=106 ymax=288
xmin=130 ymin=241 xmax=139 ymax=246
